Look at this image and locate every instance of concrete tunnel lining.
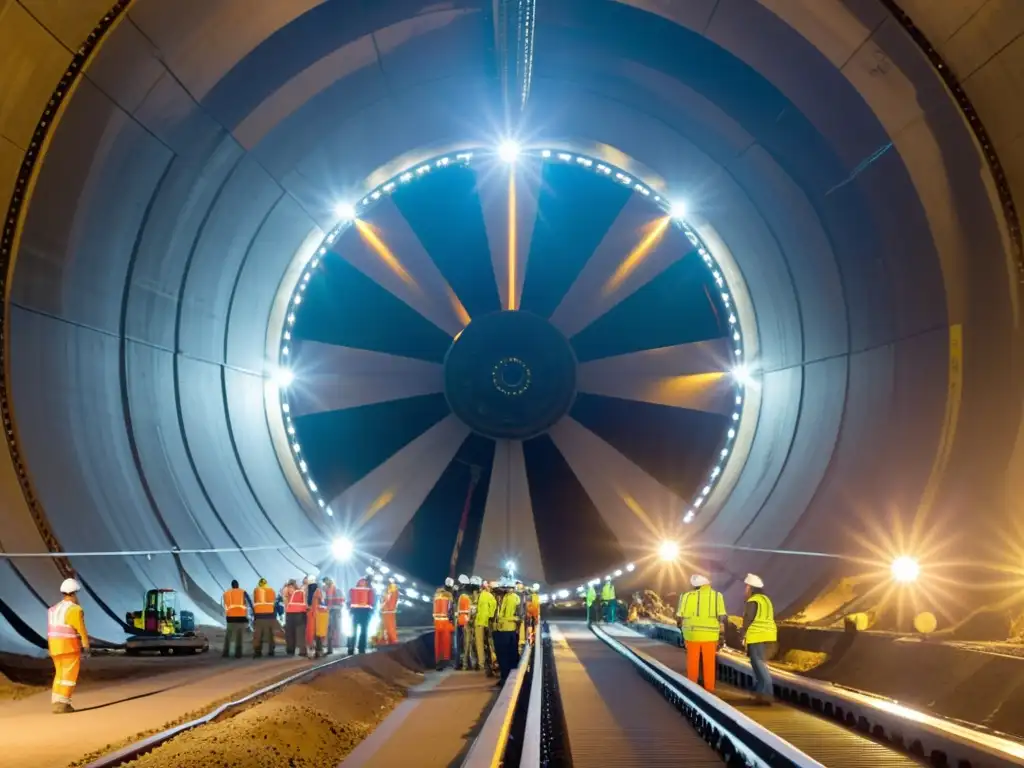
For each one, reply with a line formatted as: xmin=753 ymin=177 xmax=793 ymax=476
xmin=0 ymin=0 xmax=1019 ymax=647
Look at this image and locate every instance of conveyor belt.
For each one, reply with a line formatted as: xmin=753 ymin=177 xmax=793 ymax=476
xmin=605 ymin=626 xmax=924 ymax=767
xmin=550 ymin=622 xmax=722 ymax=767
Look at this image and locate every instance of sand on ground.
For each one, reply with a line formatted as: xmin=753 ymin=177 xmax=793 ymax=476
xmin=119 ymin=641 xmax=432 ymax=768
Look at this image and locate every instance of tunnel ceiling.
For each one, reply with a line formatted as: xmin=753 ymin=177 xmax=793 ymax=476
xmin=0 ymin=0 xmax=1022 ymax=649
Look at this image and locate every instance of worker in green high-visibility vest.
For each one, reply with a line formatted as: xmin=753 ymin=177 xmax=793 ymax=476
xmin=601 ymin=577 xmax=617 ymax=623
xmin=585 ymin=583 xmax=597 ymax=625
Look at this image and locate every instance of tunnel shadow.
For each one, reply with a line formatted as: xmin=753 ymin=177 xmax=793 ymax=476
xmin=444 ymin=684 xmax=501 ymax=768
xmin=72 ymin=682 xmax=185 ymax=712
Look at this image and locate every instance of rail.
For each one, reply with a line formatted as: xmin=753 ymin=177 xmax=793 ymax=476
xmin=632 ymin=621 xmax=1024 ymax=768
xmin=520 ymin=626 xmax=545 ymax=768
xmin=461 ymin=639 xmax=534 ymax=768
xmin=591 ymin=623 xmax=823 ymax=767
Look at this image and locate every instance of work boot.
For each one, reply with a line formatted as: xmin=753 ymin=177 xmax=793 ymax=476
xmin=52 ymin=702 xmax=74 ymax=714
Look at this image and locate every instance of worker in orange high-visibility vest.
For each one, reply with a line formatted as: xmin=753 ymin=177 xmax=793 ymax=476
xmin=433 ymin=578 xmax=455 ymax=671
xmin=525 ymin=587 xmax=541 ymax=644
xmin=48 ymin=578 xmax=90 ymax=714
xmin=252 ymin=578 xmax=276 ymax=658
xmin=222 ymin=579 xmax=249 ymax=658
xmin=323 ymin=577 xmax=345 ymax=654
xmin=381 ymin=582 xmax=399 ymax=645
xmin=348 ymin=578 xmax=375 ymax=655
xmin=454 ymin=575 xmax=472 ymax=670
xmin=284 ymin=577 xmax=308 ymax=656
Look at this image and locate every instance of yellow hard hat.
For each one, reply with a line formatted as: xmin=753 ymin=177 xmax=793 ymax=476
xmin=258 ymin=577 xmax=268 ymax=587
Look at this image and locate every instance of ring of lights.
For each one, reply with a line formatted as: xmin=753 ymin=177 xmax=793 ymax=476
xmin=269 ymin=144 xmax=756 ymax=536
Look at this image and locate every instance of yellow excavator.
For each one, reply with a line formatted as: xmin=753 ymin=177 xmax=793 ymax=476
xmin=124 ymin=589 xmax=209 ymax=655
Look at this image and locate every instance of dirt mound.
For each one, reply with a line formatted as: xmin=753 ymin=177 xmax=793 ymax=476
xmin=0 ymin=669 xmax=42 ymax=700
xmin=121 ymin=638 xmax=432 ymax=768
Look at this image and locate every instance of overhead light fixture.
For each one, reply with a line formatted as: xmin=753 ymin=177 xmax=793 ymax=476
xmin=891 ymin=556 xmax=920 ymax=583
xmin=272 ymin=367 xmax=295 ymax=389
xmin=731 ymin=364 xmax=756 ymax=388
xmin=670 ymin=201 xmax=688 ymax=219
xmin=334 ymin=201 xmax=356 ymax=221
xmin=498 ymin=140 xmax=521 ymax=163
xmin=658 ymin=540 xmax=680 ymax=562
xmin=331 ymin=537 xmax=353 ymax=561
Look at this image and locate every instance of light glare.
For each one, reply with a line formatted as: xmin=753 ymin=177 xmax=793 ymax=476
xmin=334 ymin=201 xmax=356 ymax=221
xmin=659 ymin=540 xmax=680 ymax=562
xmin=670 ymin=201 xmax=688 ymax=219
xmin=331 ymin=537 xmax=353 ymax=560
xmin=498 ymin=140 xmax=521 ymax=163
xmin=272 ymin=367 xmax=295 ymax=388
xmin=891 ymin=556 xmax=920 ymax=583
xmin=731 ymin=364 xmax=756 ymax=388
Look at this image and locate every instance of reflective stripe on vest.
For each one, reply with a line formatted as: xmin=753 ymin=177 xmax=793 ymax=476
xmin=349 ymin=586 xmax=372 ymax=609
xmin=326 ymin=586 xmax=345 ymax=608
xmin=223 ymin=588 xmax=247 ymax=618
xmin=678 ymin=587 xmax=724 ymax=642
xmin=253 ymin=587 xmax=275 ymax=614
xmin=286 ymin=587 xmax=307 ymax=612
xmin=47 ymin=602 xmax=79 ymax=640
xmin=746 ymin=594 xmax=778 ymax=644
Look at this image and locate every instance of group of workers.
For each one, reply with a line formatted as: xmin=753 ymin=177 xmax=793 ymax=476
xmin=584 ymin=576 xmax=618 ymax=624
xmin=674 ymin=572 xmax=777 ymax=704
xmin=431 ymin=574 xmax=540 ymax=686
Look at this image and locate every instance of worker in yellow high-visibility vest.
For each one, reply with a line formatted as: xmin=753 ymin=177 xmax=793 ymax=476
xmin=676 ymin=574 xmax=726 ymax=693
xmin=741 ymin=573 xmax=777 ymax=705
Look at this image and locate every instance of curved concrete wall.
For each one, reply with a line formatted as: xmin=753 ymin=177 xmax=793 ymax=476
xmin=0 ymin=0 xmax=1020 ymax=645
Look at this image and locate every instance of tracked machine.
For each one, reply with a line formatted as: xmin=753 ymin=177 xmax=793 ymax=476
xmin=124 ymin=588 xmax=209 ymax=655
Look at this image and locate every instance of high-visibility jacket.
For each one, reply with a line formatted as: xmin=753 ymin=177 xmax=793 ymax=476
xmin=456 ymin=593 xmax=472 ymax=626
xmin=526 ymin=593 xmax=540 ymax=617
xmin=475 ymin=590 xmax=497 ymax=627
xmin=601 ymin=582 xmax=615 ymax=601
xmin=325 ymin=585 xmax=344 ymax=609
xmin=309 ymin=587 xmax=327 ymax=615
xmin=349 ymin=584 xmax=374 ymax=609
xmin=382 ymin=589 xmax=399 ymax=614
xmin=586 ymin=586 xmax=596 ymax=606
xmin=48 ymin=599 xmax=88 ymax=656
xmin=677 ymin=586 xmax=726 ymax=643
xmin=223 ymin=588 xmax=247 ymax=618
xmin=286 ymin=585 xmax=308 ymax=613
xmin=495 ymin=592 xmax=520 ymax=632
xmin=433 ymin=591 xmax=452 ymax=623
xmin=745 ymin=594 xmax=777 ymax=644
xmin=253 ymin=586 xmax=276 ymax=615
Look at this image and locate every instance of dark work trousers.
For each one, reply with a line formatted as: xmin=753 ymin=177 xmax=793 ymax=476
xmin=747 ymin=642 xmax=775 ymax=697
xmin=252 ymin=615 xmax=276 ymax=657
xmin=586 ymin=602 xmax=595 ymax=625
xmin=455 ymin=622 xmax=467 ymax=669
xmin=348 ymin=608 xmax=372 ymax=655
xmin=327 ymin=608 xmax=342 ymax=654
xmin=222 ymin=620 xmax=245 ymax=658
xmin=284 ymin=612 xmax=306 ymax=656
xmin=493 ymin=629 xmax=518 ymax=683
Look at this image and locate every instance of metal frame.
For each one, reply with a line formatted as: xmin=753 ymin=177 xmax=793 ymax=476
xmin=519 ymin=627 xmax=545 ymax=768
xmin=633 ymin=621 xmax=1024 ymax=767
xmin=591 ymin=623 xmax=822 ymax=767
xmin=462 ymin=640 xmax=534 ymax=768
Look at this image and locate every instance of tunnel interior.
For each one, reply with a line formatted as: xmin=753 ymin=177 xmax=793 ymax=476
xmin=0 ymin=0 xmax=1022 ymax=654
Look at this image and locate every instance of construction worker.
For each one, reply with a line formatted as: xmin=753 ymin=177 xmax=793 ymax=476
xmin=526 ymin=586 xmax=540 ymax=643
xmin=433 ymin=579 xmax=455 ymax=670
xmin=493 ymin=580 xmax=521 ymax=685
xmin=455 ymin=575 xmax=472 ymax=669
xmin=466 ymin=576 xmax=482 ymax=669
xmin=222 ymin=579 xmax=248 ymax=658
xmin=324 ymin=577 xmax=344 ymax=654
xmin=284 ymin=577 xmax=308 ymax=656
xmin=252 ymin=578 xmax=276 ymax=657
xmin=601 ymin=576 xmax=617 ymax=622
xmin=742 ymin=573 xmax=777 ymax=705
xmin=348 ymin=577 xmax=375 ymax=655
xmin=586 ymin=583 xmax=597 ymax=625
xmin=307 ymin=580 xmax=328 ymax=658
xmin=48 ymin=578 xmax=89 ymax=714
xmin=677 ymin=574 xmax=727 ymax=693
xmin=381 ymin=582 xmax=399 ymax=645
xmin=474 ymin=580 xmax=497 ymax=676
xmin=514 ymin=581 xmax=526 ymax=652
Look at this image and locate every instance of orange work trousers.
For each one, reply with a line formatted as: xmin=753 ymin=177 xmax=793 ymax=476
xmin=51 ymin=652 xmax=81 ymax=704
xmin=685 ymin=640 xmax=718 ymax=692
xmin=434 ymin=620 xmax=452 ymax=663
xmin=383 ymin=613 xmax=398 ymax=645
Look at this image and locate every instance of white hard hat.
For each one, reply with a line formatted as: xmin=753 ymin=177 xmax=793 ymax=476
xmin=458 ymin=574 xmax=469 ymax=584
xmin=744 ymin=573 xmax=764 ymax=588
xmin=605 ymin=574 xmax=612 ymax=581
xmin=470 ymin=576 xmax=482 ymax=586
xmin=444 ymin=577 xmax=455 ymax=588
xmin=690 ymin=574 xmax=710 ymax=587
xmin=60 ymin=578 xmax=81 ymax=594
